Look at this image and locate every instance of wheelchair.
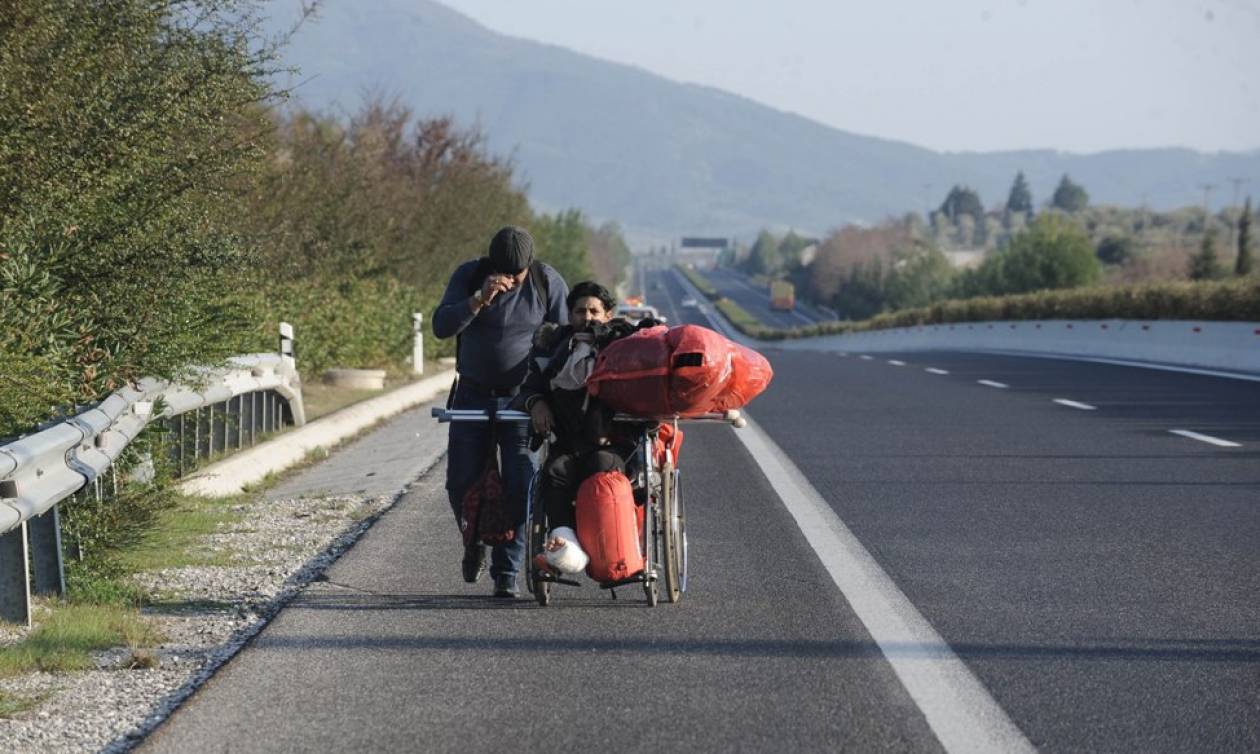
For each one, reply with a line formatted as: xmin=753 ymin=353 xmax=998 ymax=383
xmin=431 ymin=407 xmax=746 ymax=607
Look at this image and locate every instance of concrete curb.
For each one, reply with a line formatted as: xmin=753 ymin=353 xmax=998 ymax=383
xmin=178 ymin=370 xmax=456 ymax=497
xmin=774 ymin=319 xmax=1260 ymax=376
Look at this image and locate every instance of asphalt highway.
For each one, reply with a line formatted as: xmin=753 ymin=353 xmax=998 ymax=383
xmin=141 ymin=268 xmax=1259 ymax=753
xmin=697 ymin=266 xmax=830 ymax=328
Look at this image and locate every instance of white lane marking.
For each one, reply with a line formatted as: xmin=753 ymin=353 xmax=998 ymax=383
xmin=888 ymin=360 xmax=906 ymax=366
xmin=859 ymin=355 xmax=874 ymax=360
xmin=1052 ymin=399 xmax=1097 ymax=411
xmin=733 ymin=416 xmax=1034 ymax=754
xmin=926 ymin=368 xmax=950 ymax=375
xmin=977 ymin=380 xmax=1008 ymax=388
xmin=981 ymin=349 xmax=1260 ymax=385
xmin=1169 ymin=429 xmax=1241 ymax=448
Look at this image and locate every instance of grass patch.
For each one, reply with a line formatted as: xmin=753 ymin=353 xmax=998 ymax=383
xmin=116 ymin=493 xmax=247 ymax=573
xmin=301 ymin=369 xmax=438 ymax=421
xmin=0 ymin=604 xmax=162 ymax=678
xmin=715 ymin=297 xmax=774 ymax=338
xmin=676 ymin=264 xmax=719 ymax=298
xmin=0 ymin=689 xmax=48 ymax=718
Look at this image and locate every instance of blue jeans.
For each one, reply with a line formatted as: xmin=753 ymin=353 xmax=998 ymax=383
xmin=444 ymin=381 xmax=534 ymax=579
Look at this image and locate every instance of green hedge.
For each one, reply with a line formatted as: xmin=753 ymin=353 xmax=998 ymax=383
xmin=240 ymin=276 xmax=454 ymax=380
xmin=676 ymin=265 xmax=719 ymax=299
xmin=716 ymin=278 xmax=1260 ymax=341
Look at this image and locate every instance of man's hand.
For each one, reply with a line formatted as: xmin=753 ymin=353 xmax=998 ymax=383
xmin=481 ymin=274 xmax=515 ymax=303
xmin=529 ymin=399 xmax=555 ymax=436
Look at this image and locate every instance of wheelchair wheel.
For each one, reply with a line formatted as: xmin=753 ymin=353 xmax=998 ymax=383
xmin=662 ymin=463 xmax=685 ymax=604
xmin=525 ymin=473 xmax=552 ymax=607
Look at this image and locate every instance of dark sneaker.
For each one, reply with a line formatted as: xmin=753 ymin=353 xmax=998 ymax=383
xmin=492 ymin=573 xmax=519 ymax=598
xmin=462 ymin=544 xmax=486 ymax=583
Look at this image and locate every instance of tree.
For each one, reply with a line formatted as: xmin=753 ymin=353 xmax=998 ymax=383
xmin=884 ymin=243 xmax=956 ymax=310
xmin=939 ymin=185 xmax=985 ymax=224
xmin=746 ymin=230 xmax=781 ymax=276
xmin=778 ymin=230 xmax=816 ymax=266
xmin=1005 ymin=171 xmax=1033 ymax=216
xmin=1096 ymin=235 xmax=1134 ymax=266
xmin=531 ymin=208 xmax=592 ymax=286
xmin=1236 ymin=197 xmax=1254 ymax=276
xmin=1188 ymin=229 xmax=1223 ymax=280
xmin=964 ymin=214 xmax=1100 ymax=295
xmin=0 ymin=0 xmax=283 ymax=434
xmin=1052 ymin=174 xmax=1089 ymax=212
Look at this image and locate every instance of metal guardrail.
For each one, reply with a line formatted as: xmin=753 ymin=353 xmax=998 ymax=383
xmin=0 ymin=330 xmax=304 ymax=625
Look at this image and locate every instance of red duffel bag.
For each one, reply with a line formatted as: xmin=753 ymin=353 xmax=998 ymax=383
xmin=710 ymin=343 xmax=774 ymax=412
xmin=586 ymin=325 xmax=672 ymax=416
xmin=575 ymin=470 xmax=644 ymax=583
xmin=664 ymin=325 xmax=734 ymax=414
xmin=588 ymin=324 xmax=772 ymax=416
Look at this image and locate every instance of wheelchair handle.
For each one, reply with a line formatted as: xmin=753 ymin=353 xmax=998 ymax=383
xmin=430 ymin=406 xmax=746 ymax=428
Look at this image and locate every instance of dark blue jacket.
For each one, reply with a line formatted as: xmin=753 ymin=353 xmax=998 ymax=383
xmin=432 ymin=259 xmax=568 ymax=390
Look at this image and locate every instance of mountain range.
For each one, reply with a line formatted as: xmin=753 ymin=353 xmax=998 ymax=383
xmin=267 ymin=0 xmax=1260 ymax=243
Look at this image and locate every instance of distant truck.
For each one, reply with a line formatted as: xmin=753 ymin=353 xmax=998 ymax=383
xmin=769 ymin=280 xmax=795 ymax=311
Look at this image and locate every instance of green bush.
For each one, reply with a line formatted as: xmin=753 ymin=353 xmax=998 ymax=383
xmin=231 ymin=276 xmax=443 ymax=380
xmin=0 ymin=0 xmax=278 ymax=436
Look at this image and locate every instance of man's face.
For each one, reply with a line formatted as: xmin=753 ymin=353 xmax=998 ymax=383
xmin=570 ymin=296 xmax=611 ymax=331
xmin=497 ymin=268 xmax=529 ymax=290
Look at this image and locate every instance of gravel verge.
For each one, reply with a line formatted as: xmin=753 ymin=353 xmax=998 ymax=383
xmin=0 ymin=471 xmax=428 ymax=754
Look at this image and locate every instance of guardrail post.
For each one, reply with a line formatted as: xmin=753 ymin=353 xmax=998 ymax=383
xmin=212 ymin=401 xmax=226 ymax=455
xmin=413 ymin=313 xmax=424 ymax=375
xmin=28 ymin=506 xmax=65 ymax=598
xmin=248 ymin=392 xmax=258 ymax=445
xmin=0 ymin=523 xmax=31 ymax=626
xmin=279 ymin=322 xmax=295 ymax=367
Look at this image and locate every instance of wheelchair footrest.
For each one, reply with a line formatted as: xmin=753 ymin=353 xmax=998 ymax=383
xmin=598 ymin=574 xmax=648 ymax=589
xmin=534 ymin=572 xmax=582 ymax=588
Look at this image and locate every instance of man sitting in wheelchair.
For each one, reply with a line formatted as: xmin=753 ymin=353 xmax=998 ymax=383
xmin=513 ymin=281 xmax=660 ymax=574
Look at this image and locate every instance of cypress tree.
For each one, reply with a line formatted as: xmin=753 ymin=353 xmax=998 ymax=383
xmin=1236 ymin=197 xmax=1253 ymax=276
xmin=1006 ymin=171 xmax=1033 ymax=217
xmin=1189 ymin=229 xmax=1223 ymax=280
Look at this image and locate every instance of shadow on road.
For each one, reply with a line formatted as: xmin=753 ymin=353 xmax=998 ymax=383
xmin=290 ymin=590 xmax=646 ymax=611
xmin=272 ymin=593 xmax=1260 ymax=664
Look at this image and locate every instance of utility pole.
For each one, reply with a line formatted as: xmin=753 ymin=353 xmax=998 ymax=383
xmin=1228 ymin=178 xmax=1248 ymax=249
xmin=1198 ymin=182 xmax=1216 ymax=231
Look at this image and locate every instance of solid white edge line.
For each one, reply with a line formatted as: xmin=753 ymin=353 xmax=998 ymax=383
xmin=1169 ymin=429 xmax=1241 ymax=448
xmin=1052 ymin=399 xmax=1097 ymax=411
xmin=926 ymin=368 xmax=950 ymax=375
xmin=681 ymin=281 xmax=1031 ymax=752
xmin=733 ymin=415 xmax=1034 ymax=754
xmin=977 ymin=380 xmax=1008 ymax=388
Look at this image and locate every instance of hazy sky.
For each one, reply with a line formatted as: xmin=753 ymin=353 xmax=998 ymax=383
xmin=434 ymin=0 xmax=1260 ymax=154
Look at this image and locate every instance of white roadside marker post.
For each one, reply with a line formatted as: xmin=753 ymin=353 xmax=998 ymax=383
xmin=413 ymin=313 xmax=425 ymax=376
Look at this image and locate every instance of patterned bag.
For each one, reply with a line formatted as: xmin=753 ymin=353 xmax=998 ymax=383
xmin=459 ymin=421 xmax=515 ymax=546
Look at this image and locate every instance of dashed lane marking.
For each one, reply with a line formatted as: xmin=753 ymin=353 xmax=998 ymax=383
xmin=888 ymin=360 xmax=906 ymax=366
xmin=734 ymin=416 xmax=1035 ymax=754
xmin=859 ymin=355 xmax=874 ymax=360
xmin=977 ymin=380 xmax=1008 ymax=388
xmin=926 ymin=368 xmax=949 ymax=375
xmin=1052 ymin=399 xmax=1097 ymax=411
xmin=1169 ymin=429 xmax=1241 ymax=448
